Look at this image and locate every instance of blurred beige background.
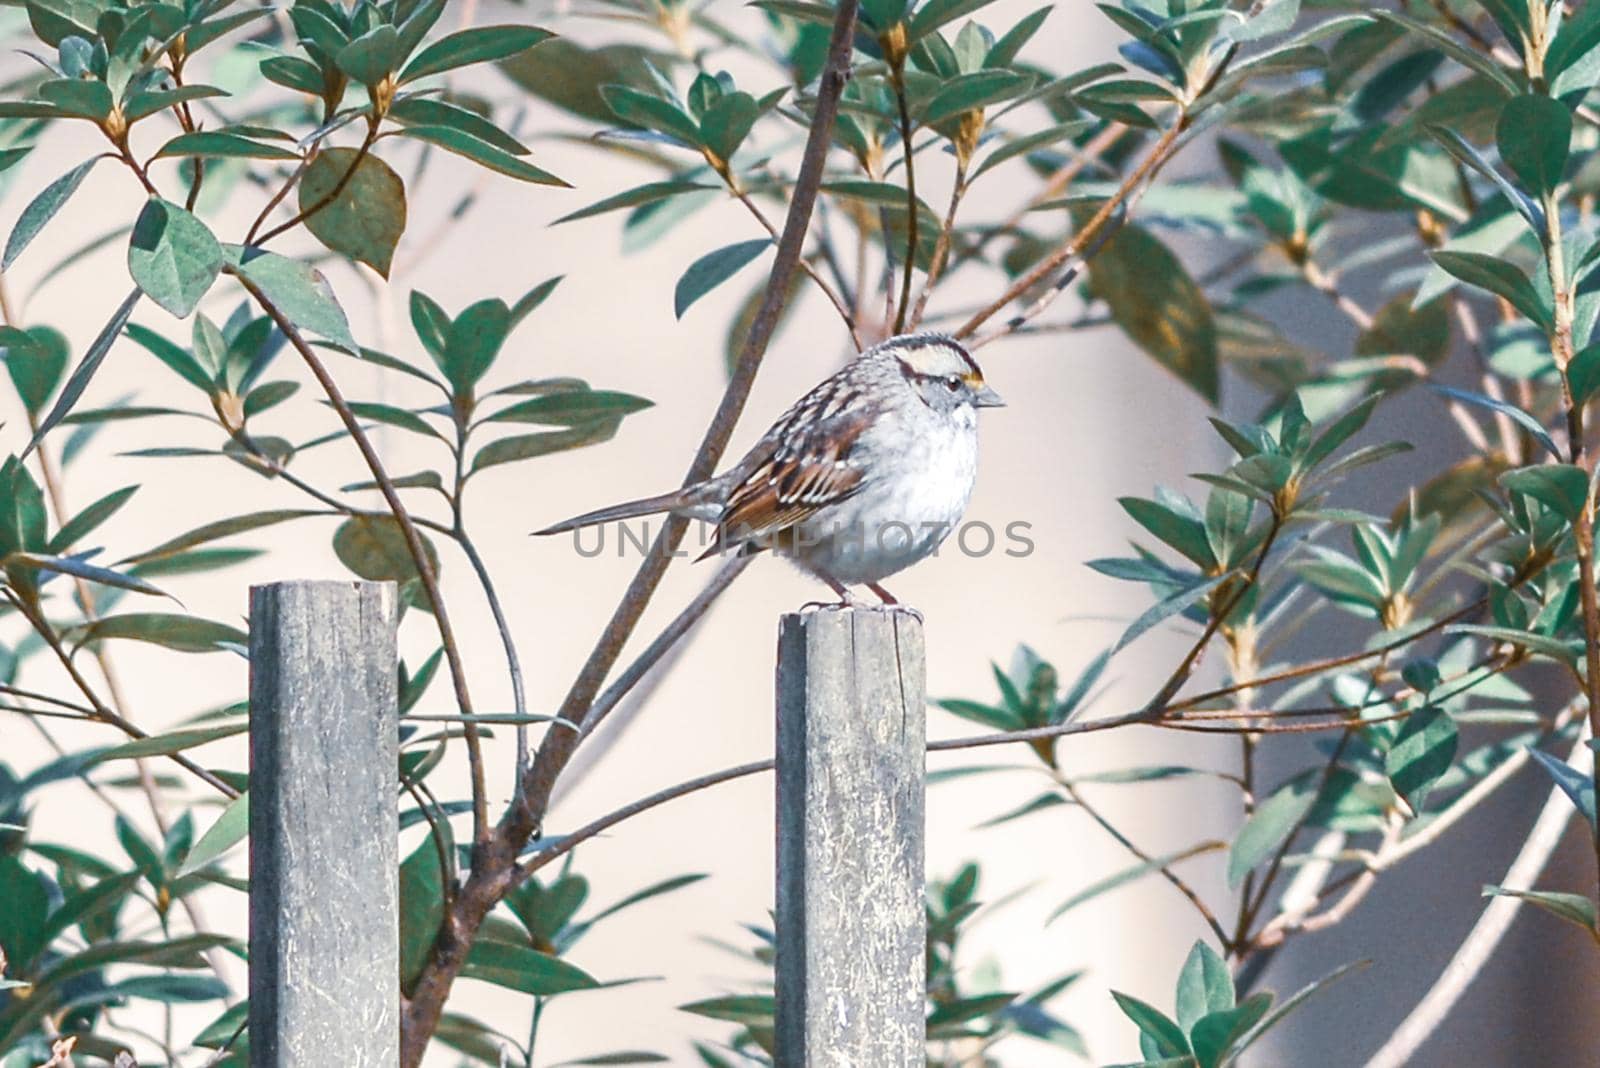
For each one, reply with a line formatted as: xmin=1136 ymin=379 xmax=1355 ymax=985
xmin=4 ymin=2 xmax=1594 ymax=1066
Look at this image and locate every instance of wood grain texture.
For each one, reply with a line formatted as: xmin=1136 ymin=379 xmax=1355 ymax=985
xmin=249 ymin=581 xmax=398 ymax=1067
xmin=775 ymin=606 xmax=926 ymax=1067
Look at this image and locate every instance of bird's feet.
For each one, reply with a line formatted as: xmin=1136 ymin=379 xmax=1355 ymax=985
xmin=867 ymin=582 xmax=923 ymax=622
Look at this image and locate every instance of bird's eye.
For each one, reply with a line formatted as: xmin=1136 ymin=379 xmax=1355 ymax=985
xmin=944 ymin=377 xmax=961 ymax=392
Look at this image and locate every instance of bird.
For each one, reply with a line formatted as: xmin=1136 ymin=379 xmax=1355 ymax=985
xmin=533 ymin=332 xmax=1004 ymax=608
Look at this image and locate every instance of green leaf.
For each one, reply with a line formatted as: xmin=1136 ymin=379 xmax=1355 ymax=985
xmin=388 ymin=96 xmax=529 ymax=156
xmin=37 ymin=78 xmax=113 ymax=120
xmin=299 ymin=148 xmax=407 ymax=278
xmin=176 ymin=791 xmax=248 ymax=878
xmin=333 ymin=514 xmax=439 ymax=586
xmin=124 ymin=84 xmax=230 ymax=123
xmin=922 ymin=69 xmax=1031 ymax=126
xmin=1116 ymin=575 xmax=1227 ymax=653
xmin=337 ymin=25 xmax=402 ymax=85
xmin=441 ymin=297 xmax=511 ymax=393
xmin=4 ymin=157 xmax=100 ymax=270
xmin=399 ymin=833 xmax=446 ymax=987
xmin=76 ymin=613 xmax=247 ymax=654
xmin=7 ymin=551 xmax=167 ymax=598
xmin=1190 ymin=994 xmax=1272 ymax=1068
xmin=231 ymin=248 xmax=359 ymax=353
xmin=679 ymin=995 xmax=775 ymax=1025
xmin=1174 ymin=941 xmax=1233 ymax=1033
xmin=1496 ymin=95 xmax=1570 ymax=198
xmin=1111 ymin=992 xmax=1189 ymax=1058
xmin=27 ymin=288 xmax=142 ymax=454
xmin=554 ymin=180 xmax=716 ymax=225
xmin=1227 ymin=781 xmax=1313 ymax=887
xmin=1528 ymin=746 xmax=1596 ymax=828
xmin=1429 ymin=251 xmax=1552 ymax=329
xmin=1431 ymin=384 xmax=1560 ymax=460
xmin=1083 ymin=220 xmax=1219 ymax=402
xmin=401 ymin=25 xmax=554 ymax=83
xmin=462 ymin=939 xmax=599 ymax=996
xmin=400 ymin=125 xmax=568 ymax=186
xmin=95 ymin=723 xmax=247 ymax=762
xmin=1 ymin=325 xmax=69 ymax=416
xmin=601 ymin=85 xmax=702 ymax=145
xmin=153 ymin=131 xmax=302 ymax=161
xmin=127 ymin=199 xmax=224 ymax=318
xmin=48 ymin=483 xmax=136 ymax=554
xmin=1385 ymin=707 xmax=1458 ymax=811
xmin=487 ymin=390 xmax=653 ymax=426
xmin=1228 ymin=961 xmax=1369 ymax=1059
xmin=346 ymin=400 xmax=443 ymax=439
xmin=674 ymin=239 xmax=772 ymax=318
xmin=1482 ymin=885 xmax=1598 ymax=933
xmin=0 ymin=854 xmax=50 ymax=970
xmin=699 ymin=91 xmax=758 ymax=164
xmin=1499 ymin=464 xmax=1590 ymax=520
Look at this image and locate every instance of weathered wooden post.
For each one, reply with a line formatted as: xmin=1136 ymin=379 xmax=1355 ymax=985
xmin=775 ymin=606 xmax=927 ymax=1065
xmin=249 ymin=580 xmax=399 ymax=1066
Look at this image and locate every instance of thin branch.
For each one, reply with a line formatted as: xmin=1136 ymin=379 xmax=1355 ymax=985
xmin=253 ymin=121 xmax=379 ymax=247
xmin=1059 ymin=777 xmax=1231 ymax=947
xmin=1361 ymin=724 xmax=1592 ymax=1068
xmin=234 ymin=271 xmax=488 ymax=850
xmin=908 ymin=156 xmax=969 ymax=330
xmin=891 ymin=63 xmax=917 ymax=334
xmin=732 ymin=187 xmax=861 ymax=347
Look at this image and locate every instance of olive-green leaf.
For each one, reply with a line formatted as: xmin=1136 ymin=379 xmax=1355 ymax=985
xmin=675 ymin=239 xmax=772 ymax=319
xmin=1110 ymin=992 xmax=1189 ymax=1058
xmin=470 ymin=421 xmax=624 ymax=475
xmin=462 ymin=939 xmax=599 ymax=996
xmin=1083 ymin=220 xmax=1219 ymax=402
xmin=1496 ymin=95 xmax=1570 ymax=199
xmin=94 ymin=723 xmax=246 ymax=763
xmin=128 ymin=199 xmax=224 ymax=318
xmin=333 ymin=514 xmax=439 ymax=585
xmin=7 ymin=552 xmax=167 ymax=598
xmin=922 ymin=69 xmax=1031 ymax=126
xmin=1385 ymin=706 xmax=1458 ymax=811
xmin=5 ymin=157 xmax=100 ymax=270
xmin=76 ymin=613 xmax=247 ymax=653
xmin=400 ymin=25 xmax=554 ymax=83
xmin=486 ymin=390 xmax=653 ymax=426
xmin=124 ymin=509 xmax=319 ymax=565
xmin=299 ymin=148 xmax=407 ymax=277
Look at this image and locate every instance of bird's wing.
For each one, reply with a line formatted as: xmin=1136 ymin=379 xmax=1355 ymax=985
xmin=697 ymin=388 xmax=879 ymax=560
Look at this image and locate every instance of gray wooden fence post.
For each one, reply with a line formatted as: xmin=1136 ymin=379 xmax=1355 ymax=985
xmin=249 ymin=580 xmax=399 ymax=1066
xmin=775 ymin=605 xmax=926 ymax=1066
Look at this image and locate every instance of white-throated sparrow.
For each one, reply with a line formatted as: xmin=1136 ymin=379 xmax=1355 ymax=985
xmin=535 ymin=332 xmax=1004 ymax=606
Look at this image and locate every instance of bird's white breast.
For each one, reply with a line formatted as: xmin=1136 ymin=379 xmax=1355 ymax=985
xmin=796 ymin=403 xmax=979 ymax=584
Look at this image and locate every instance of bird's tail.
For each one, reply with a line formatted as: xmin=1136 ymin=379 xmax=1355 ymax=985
xmin=533 ymin=489 xmax=693 ymax=536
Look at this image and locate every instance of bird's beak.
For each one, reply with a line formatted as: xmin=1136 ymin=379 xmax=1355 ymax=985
xmin=973 ymin=383 xmax=1006 ymax=408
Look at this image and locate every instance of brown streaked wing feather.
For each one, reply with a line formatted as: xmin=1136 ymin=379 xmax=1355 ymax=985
xmin=696 ymin=385 xmax=879 ymax=560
